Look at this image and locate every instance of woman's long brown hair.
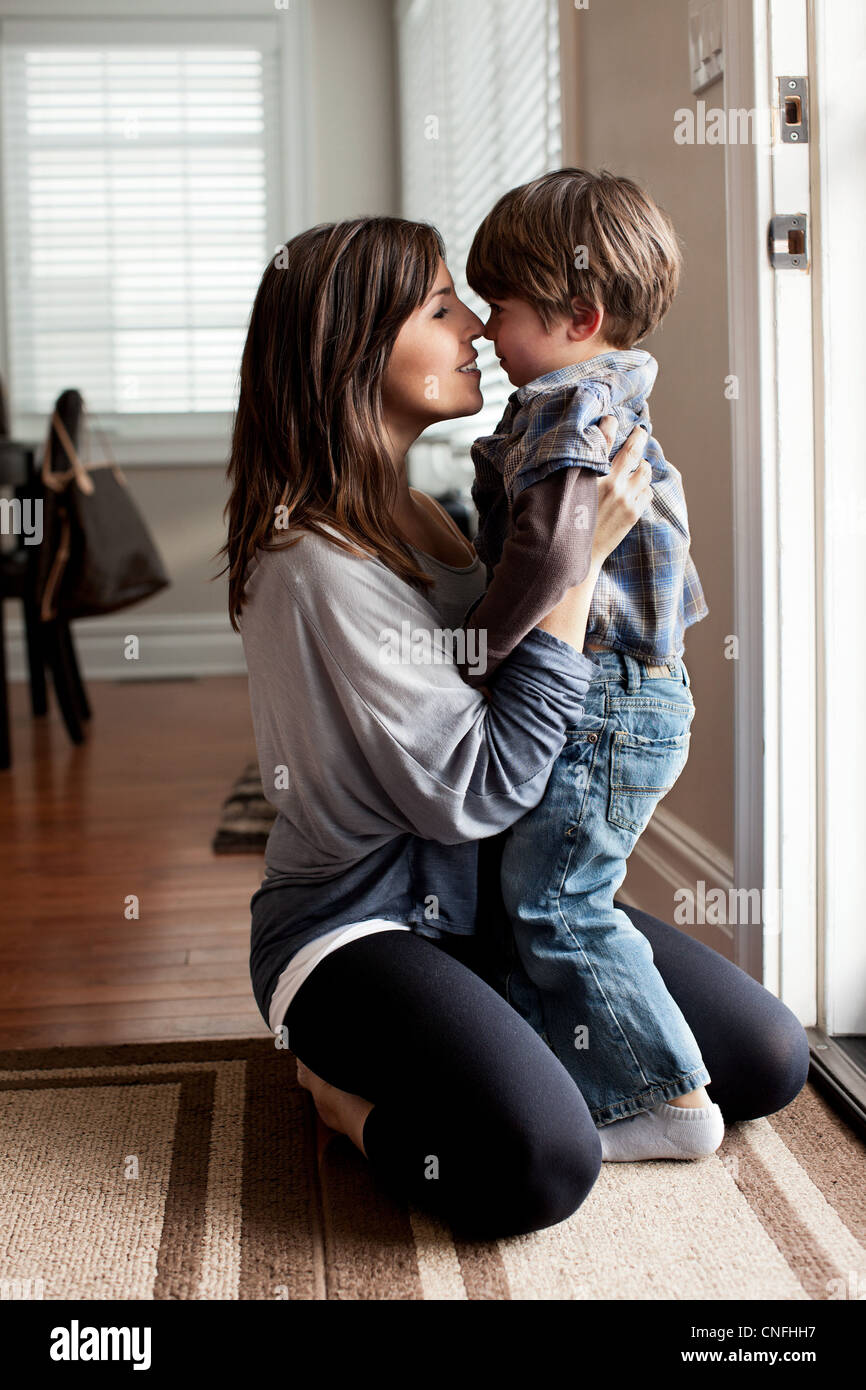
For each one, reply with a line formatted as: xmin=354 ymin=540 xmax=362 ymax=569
xmin=215 ymin=217 xmax=447 ymax=632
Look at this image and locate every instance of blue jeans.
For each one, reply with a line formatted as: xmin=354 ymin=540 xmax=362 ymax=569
xmin=499 ymin=649 xmax=711 ymax=1125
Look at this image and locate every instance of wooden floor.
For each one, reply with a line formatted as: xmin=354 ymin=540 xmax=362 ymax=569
xmin=0 ymin=675 xmax=266 ymax=1049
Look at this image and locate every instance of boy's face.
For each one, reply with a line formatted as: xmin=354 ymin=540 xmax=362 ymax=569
xmin=481 ymin=294 xmax=609 ymax=388
xmin=481 ymin=296 xmax=571 ymax=388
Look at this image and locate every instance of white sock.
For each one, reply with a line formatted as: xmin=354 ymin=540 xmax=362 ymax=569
xmin=597 ymin=1100 xmax=725 ymax=1162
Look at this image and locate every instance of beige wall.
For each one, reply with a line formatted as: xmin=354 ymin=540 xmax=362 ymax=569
xmin=566 ymin=0 xmax=735 ymax=906
xmin=308 ymin=0 xmax=399 ymax=223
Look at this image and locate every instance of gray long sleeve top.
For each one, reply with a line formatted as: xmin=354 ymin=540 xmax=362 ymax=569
xmin=240 ymin=521 xmax=601 ymax=1024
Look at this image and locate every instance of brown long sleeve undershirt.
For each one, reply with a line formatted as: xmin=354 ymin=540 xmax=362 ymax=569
xmin=461 ymin=466 xmax=599 ymax=689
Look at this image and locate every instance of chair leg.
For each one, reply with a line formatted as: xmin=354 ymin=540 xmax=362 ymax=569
xmin=0 ymin=599 xmax=10 ymax=770
xmin=23 ymin=591 xmax=48 ymax=717
xmin=43 ymin=620 xmax=85 ymax=745
xmin=58 ymin=621 xmax=90 ymax=721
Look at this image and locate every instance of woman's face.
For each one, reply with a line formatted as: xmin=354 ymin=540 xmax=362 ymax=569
xmin=381 ymin=258 xmax=485 ymax=438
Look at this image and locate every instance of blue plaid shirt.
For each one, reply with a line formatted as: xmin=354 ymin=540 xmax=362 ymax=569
xmin=471 ymin=349 xmax=709 ymax=664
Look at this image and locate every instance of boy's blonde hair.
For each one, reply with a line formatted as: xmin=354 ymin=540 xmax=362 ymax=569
xmin=466 ymin=167 xmax=682 ymax=349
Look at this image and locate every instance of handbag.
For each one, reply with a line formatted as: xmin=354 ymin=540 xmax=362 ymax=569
xmin=36 ymin=392 xmax=171 ymax=622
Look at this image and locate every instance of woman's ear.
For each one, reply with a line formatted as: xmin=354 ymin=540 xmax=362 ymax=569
xmin=566 ymin=298 xmax=604 ymax=343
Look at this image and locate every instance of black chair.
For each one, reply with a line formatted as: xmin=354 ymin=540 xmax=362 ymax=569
xmin=0 ymin=438 xmax=90 ymax=770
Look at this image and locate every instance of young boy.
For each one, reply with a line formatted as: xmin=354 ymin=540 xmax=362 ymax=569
xmin=460 ymin=168 xmax=724 ymax=1161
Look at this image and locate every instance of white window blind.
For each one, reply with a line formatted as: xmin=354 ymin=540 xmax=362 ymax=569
xmin=396 ymin=0 xmax=562 ymax=447
xmin=0 ymin=20 xmax=282 ymax=425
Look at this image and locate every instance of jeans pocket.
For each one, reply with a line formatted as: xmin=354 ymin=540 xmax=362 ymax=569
xmin=608 ymin=728 xmax=691 ymax=834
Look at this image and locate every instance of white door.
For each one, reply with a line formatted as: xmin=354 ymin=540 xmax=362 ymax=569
xmin=811 ymin=0 xmax=866 ymax=1038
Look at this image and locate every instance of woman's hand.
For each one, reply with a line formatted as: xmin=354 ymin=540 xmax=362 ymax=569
xmin=589 ymin=418 xmax=653 ymax=572
xmin=535 ymin=418 xmax=652 ymax=653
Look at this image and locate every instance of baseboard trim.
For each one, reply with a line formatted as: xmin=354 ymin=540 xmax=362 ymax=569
xmin=3 ymin=612 xmax=246 ymax=681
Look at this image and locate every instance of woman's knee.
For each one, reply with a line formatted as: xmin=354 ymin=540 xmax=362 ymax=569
xmin=517 ymin=1125 xmax=602 ymax=1234
xmin=713 ymin=996 xmax=811 ymax=1122
xmin=452 ymin=1108 xmax=602 ymax=1240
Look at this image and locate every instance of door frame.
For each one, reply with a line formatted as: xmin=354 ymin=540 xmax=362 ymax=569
xmin=723 ymin=0 xmax=818 ymax=1023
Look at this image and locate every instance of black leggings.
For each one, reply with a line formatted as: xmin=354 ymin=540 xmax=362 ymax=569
xmin=284 ymin=903 xmax=809 ymax=1241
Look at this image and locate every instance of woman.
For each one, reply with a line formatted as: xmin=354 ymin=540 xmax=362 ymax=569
xmin=219 ymin=217 xmax=808 ymax=1241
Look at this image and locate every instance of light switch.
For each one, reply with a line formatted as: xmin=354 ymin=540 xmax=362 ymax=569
xmin=689 ymin=0 xmax=724 ymax=94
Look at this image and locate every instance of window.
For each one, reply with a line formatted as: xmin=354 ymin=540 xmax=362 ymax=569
xmin=0 ymin=18 xmax=285 ymax=448
xmin=395 ymin=0 xmax=563 ymax=456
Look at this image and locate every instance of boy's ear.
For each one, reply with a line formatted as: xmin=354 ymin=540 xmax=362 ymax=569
xmin=566 ymin=298 xmax=604 ymax=342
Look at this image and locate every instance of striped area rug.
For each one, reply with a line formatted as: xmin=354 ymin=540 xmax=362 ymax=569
xmin=1 ymin=1040 xmax=863 ymax=1300
xmin=211 ymin=761 xmax=273 ymax=855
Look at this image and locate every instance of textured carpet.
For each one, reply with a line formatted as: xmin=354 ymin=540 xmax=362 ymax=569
xmin=211 ymin=761 xmax=273 ymax=854
xmin=1 ymin=1040 xmax=864 ymax=1300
